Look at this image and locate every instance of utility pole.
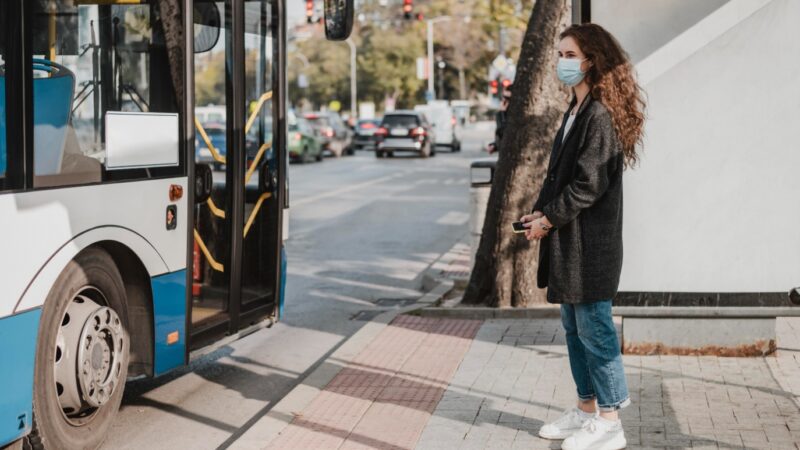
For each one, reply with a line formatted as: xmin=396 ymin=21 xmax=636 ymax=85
xmin=346 ymin=38 xmax=357 ymax=118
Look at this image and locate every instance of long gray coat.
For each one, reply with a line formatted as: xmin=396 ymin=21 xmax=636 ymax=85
xmin=532 ymin=95 xmax=624 ymax=304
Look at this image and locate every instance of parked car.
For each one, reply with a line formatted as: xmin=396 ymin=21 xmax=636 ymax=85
xmin=374 ymin=111 xmax=436 ymax=158
xmin=353 ymin=118 xmax=382 ymax=150
xmin=289 ymin=117 xmax=324 ymax=163
xmin=195 ymin=122 xmax=226 ymax=170
xmin=415 ymin=101 xmax=461 ymax=152
xmin=304 ymin=111 xmax=354 ymax=157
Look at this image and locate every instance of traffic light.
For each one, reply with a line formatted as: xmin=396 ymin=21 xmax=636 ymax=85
xmin=403 ymin=0 xmax=413 ymax=20
xmin=501 ymin=79 xmax=512 ymax=89
xmin=306 ymin=0 xmax=314 ymax=24
xmin=489 ymin=79 xmax=498 ymax=95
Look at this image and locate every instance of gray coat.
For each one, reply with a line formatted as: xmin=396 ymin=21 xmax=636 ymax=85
xmin=532 ymin=95 xmax=624 ymax=304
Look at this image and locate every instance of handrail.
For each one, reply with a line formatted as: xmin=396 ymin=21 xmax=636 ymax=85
xmin=194 ymin=117 xmax=227 ymax=164
xmin=245 ymin=91 xmax=273 ymax=135
xmin=193 ymin=229 xmax=224 ymax=272
xmin=244 ymin=193 xmax=272 ymax=238
xmin=245 ymin=142 xmax=272 ymax=184
xmin=206 ymin=197 xmax=226 ymax=219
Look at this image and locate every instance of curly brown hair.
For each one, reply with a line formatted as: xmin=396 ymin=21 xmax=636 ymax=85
xmin=561 ymin=23 xmax=646 ymax=167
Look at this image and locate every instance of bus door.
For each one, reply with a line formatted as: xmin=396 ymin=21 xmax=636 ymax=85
xmin=190 ymin=0 xmax=283 ymax=349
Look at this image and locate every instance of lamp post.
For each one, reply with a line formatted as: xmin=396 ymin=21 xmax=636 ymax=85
xmin=346 ymin=38 xmax=357 ymax=119
xmin=426 ymin=15 xmax=470 ymax=100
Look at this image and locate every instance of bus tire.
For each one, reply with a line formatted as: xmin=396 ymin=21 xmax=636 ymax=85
xmin=27 ymin=248 xmax=129 ymax=450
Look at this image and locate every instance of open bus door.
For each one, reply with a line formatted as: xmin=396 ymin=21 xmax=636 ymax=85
xmin=189 ymin=0 xmax=284 ymax=350
xmin=188 ymin=0 xmax=353 ymax=351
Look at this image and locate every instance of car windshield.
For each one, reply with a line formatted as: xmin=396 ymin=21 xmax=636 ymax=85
xmin=382 ymin=115 xmax=419 ymax=128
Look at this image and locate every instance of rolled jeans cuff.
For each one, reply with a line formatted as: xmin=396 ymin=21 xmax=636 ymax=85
xmin=598 ymin=397 xmax=631 ymax=412
xmin=577 ymin=393 xmax=596 ymax=401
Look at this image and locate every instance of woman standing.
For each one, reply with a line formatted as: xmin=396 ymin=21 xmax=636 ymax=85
xmin=521 ymin=23 xmax=646 ymax=450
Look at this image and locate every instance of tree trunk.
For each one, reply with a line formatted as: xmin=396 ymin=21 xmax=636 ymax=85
xmin=462 ymin=0 xmax=571 ymax=307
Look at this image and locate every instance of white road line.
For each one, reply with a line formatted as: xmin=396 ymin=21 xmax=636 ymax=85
xmin=436 ymin=211 xmax=470 ymax=226
xmin=292 ymin=172 xmax=407 ymax=207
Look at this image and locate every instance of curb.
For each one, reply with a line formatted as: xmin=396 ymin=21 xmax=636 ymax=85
xmin=228 ymin=280 xmax=455 ymax=450
xmin=420 ymin=235 xmax=471 ymax=292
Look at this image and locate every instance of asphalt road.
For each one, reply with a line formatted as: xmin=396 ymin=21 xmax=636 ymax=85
xmin=102 ymin=124 xmax=494 ymax=449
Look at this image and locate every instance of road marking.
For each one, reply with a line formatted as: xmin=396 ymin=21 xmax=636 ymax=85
xmin=292 ymin=172 xmax=406 ymax=207
xmin=436 ymin=211 xmax=469 ymax=226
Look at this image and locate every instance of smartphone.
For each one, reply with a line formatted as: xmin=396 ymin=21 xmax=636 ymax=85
xmin=511 ymin=221 xmax=527 ymax=234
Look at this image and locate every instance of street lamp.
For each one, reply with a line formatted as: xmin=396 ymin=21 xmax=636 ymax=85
xmin=426 ymin=15 xmax=470 ymax=100
xmin=345 ymin=38 xmax=357 ymax=119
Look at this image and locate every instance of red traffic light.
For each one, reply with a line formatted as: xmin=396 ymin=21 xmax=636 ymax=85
xmin=306 ymin=0 xmax=314 ymax=22
xmin=489 ymin=80 xmax=498 ymax=95
xmin=403 ymin=0 xmax=413 ymax=19
xmin=501 ymin=79 xmax=512 ymax=88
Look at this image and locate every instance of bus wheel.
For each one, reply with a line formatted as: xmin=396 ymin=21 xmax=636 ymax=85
xmin=27 ymin=248 xmax=129 ymax=450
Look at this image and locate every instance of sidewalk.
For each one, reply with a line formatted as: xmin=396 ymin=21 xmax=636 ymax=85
xmin=243 ymin=314 xmax=800 ymax=450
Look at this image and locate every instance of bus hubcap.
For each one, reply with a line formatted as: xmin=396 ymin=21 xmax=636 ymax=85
xmin=55 ymin=290 xmax=125 ymax=419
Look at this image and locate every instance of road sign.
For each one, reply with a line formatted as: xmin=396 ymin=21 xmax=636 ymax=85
xmin=298 ymin=74 xmax=309 ymax=89
xmin=416 ymin=57 xmax=429 ymax=80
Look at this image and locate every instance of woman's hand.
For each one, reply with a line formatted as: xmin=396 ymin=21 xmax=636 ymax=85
xmin=521 ymin=212 xmax=551 ymax=241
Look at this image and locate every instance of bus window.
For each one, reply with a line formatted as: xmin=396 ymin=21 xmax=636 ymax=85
xmin=29 ymin=1 xmax=185 ymax=188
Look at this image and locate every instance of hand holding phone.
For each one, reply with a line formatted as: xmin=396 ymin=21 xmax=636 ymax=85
xmin=511 ymin=221 xmax=527 ymax=234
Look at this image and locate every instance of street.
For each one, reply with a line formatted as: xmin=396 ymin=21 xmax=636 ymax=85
xmin=101 ymin=126 xmax=493 ymax=450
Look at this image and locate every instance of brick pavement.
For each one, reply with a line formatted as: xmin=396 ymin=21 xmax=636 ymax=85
xmin=417 ymin=317 xmax=800 ymax=450
xmin=265 ymin=315 xmax=482 ymax=450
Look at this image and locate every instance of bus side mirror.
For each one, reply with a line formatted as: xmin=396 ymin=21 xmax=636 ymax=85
xmin=195 ymin=164 xmax=213 ymax=204
xmin=323 ymin=0 xmax=354 ymax=41
xmin=194 ymin=3 xmax=221 ymax=54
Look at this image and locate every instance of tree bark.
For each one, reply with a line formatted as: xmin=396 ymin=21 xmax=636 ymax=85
xmin=462 ymin=0 xmax=571 ymax=307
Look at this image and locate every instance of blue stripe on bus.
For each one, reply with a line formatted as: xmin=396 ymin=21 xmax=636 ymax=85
xmin=0 ymin=309 xmax=41 ymax=446
xmin=151 ymin=270 xmax=187 ymax=376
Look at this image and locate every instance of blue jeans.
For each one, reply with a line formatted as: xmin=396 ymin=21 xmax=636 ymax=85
xmin=561 ymin=301 xmax=630 ymax=412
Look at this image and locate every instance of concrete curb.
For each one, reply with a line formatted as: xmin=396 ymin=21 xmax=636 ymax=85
xmin=420 ymin=235 xmax=471 ymax=293
xmin=228 ymin=280 xmax=454 ymax=450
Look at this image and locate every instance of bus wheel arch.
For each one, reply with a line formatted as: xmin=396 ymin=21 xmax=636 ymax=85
xmin=28 ymin=247 xmax=130 ymax=450
xmin=98 ymin=241 xmax=155 ymax=378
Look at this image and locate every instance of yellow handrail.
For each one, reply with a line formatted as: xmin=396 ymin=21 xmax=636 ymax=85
xmin=194 ymin=117 xmax=227 ymax=164
xmin=193 ymin=229 xmax=224 ymax=272
xmin=244 ymin=193 xmax=272 ymax=238
xmin=206 ymin=197 xmax=226 ymax=219
xmin=245 ymin=142 xmax=272 ymax=184
xmin=245 ymin=91 xmax=273 ymax=135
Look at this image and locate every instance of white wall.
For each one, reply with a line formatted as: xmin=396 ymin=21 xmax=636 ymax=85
xmin=593 ymin=0 xmax=800 ymax=293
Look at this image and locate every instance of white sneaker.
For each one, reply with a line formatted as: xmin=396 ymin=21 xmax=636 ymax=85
xmin=561 ymin=416 xmax=627 ymax=450
xmin=538 ymin=407 xmax=596 ymax=440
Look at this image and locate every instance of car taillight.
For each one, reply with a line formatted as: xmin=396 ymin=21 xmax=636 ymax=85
xmin=410 ymin=126 xmax=426 ymax=137
xmin=375 ymin=127 xmax=388 ymax=137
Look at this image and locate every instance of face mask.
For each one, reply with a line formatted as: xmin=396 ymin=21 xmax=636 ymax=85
xmin=557 ymin=58 xmax=586 ymax=87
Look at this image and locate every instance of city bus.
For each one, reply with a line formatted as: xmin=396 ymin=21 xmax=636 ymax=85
xmin=0 ymin=0 xmax=353 ymax=448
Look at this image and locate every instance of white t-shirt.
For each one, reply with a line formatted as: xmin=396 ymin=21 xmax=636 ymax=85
xmin=562 ymin=114 xmax=576 ymax=143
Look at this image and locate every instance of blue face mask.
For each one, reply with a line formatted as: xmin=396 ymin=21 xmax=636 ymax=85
xmin=557 ymin=58 xmax=586 ymax=87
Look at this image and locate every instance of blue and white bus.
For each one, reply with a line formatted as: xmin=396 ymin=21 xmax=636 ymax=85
xmin=0 ymin=1 xmax=353 ymax=448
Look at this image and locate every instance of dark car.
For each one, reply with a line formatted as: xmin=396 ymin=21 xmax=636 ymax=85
xmin=304 ymin=111 xmax=354 ymax=157
xmin=353 ymin=119 xmax=382 ymax=151
xmin=374 ymin=111 xmax=436 ymax=158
